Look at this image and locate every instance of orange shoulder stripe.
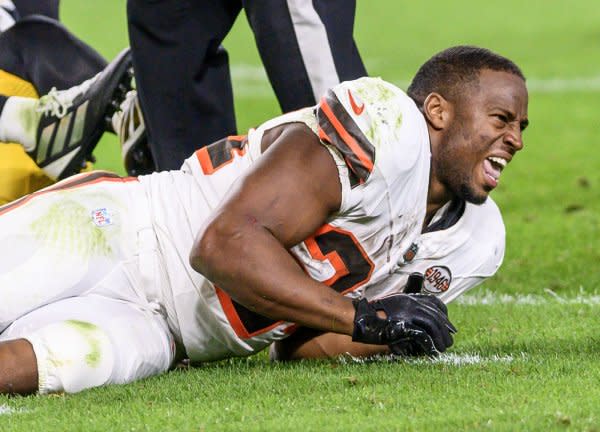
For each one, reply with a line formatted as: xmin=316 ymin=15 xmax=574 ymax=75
xmin=319 ymin=96 xmax=374 ymax=173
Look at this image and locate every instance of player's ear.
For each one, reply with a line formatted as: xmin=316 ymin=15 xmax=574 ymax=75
xmin=422 ymin=92 xmax=452 ymax=130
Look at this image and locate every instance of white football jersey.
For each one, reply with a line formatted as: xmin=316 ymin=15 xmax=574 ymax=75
xmin=365 ymin=198 xmax=505 ymax=303
xmin=139 ymin=77 xmax=503 ymax=361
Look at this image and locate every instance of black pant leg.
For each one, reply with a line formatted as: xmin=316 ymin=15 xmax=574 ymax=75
xmin=127 ymin=0 xmax=241 ymax=170
xmin=13 ymin=0 xmax=59 ymax=19
xmin=311 ymin=0 xmax=366 ymax=82
xmin=244 ymin=0 xmax=367 ymax=112
xmin=0 ymin=16 xmax=106 ymax=94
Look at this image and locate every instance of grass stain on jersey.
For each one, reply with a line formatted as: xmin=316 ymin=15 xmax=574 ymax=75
xmin=395 ymin=113 xmax=403 ymax=131
xmin=375 ymin=82 xmax=397 ymax=103
xmin=364 ymin=123 xmax=377 ymax=146
xmin=30 ymin=197 xmax=114 ymax=257
xmin=66 ymin=320 xmax=102 ymax=368
xmin=354 ymin=78 xmax=405 ymax=150
xmin=355 ymin=78 xmax=396 ymax=105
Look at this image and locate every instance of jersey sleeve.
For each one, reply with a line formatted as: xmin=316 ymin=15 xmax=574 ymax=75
xmin=315 ymin=77 xmax=429 ymax=190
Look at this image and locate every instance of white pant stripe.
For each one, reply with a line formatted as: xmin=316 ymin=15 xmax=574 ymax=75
xmin=286 ymin=0 xmax=340 ymax=102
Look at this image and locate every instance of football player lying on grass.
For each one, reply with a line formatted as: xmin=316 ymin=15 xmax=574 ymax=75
xmin=0 ymin=45 xmax=528 ymax=395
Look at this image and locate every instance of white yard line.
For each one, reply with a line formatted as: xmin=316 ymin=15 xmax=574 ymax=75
xmin=408 ymin=352 xmax=519 ymax=366
xmin=455 ymin=289 xmax=600 ymax=306
xmin=384 ymin=76 xmax=600 ymax=94
xmin=0 ymin=405 xmax=11 ymax=415
xmin=342 ymin=352 xmax=522 ymax=365
xmin=0 ymin=404 xmax=26 ymax=416
xmin=526 ymin=76 xmax=600 ymax=93
xmin=230 ymin=64 xmax=600 ymax=97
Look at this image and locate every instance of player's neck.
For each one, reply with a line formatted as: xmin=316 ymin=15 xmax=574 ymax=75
xmin=425 ymin=174 xmax=453 ymax=229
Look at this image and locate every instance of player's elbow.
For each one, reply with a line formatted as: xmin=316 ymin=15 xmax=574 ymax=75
xmin=190 ymin=219 xmax=231 ymax=280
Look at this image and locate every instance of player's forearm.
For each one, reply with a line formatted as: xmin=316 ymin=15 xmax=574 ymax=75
xmin=190 ymin=217 xmax=355 ymax=335
xmin=270 ymin=328 xmax=391 ymax=361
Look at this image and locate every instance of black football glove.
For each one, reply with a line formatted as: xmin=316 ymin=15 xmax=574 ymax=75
xmin=352 ymin=293 xmax=457 ymax=357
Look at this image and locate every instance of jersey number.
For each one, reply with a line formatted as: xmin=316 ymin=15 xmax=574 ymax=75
xmin=195 ymin=135 xmax=247 ymax=175
xmin=217 ymin=224 xmax=374 ymax=339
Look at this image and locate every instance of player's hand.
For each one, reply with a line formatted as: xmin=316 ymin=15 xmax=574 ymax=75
xmin=351 ymin=293 xmax=457 ymax=356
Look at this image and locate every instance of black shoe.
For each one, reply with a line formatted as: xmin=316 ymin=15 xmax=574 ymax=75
xmin=32 ymin=47 xmax=133 ymax=180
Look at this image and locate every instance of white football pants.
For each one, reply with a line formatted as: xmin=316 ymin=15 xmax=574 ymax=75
xmin=0 ymin=172 xmax=176 ymax=393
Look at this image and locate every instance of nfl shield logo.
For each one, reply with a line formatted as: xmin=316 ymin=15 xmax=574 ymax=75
xmin=91 ymin=208 xmax=113 ymax=227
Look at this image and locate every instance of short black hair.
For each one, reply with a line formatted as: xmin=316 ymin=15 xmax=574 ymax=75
xmin=407 ymin=46 xmax=525 ymax=108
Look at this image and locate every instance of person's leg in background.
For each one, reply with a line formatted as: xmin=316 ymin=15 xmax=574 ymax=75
xmin=126 ymin=0 xmax=366 ymax=172
xmin=127 ymin=0 xmax=242 ymax=170
xmin=12 ymin=0 xmax=59 ymax=20
xmin=0 ymin=16 xmax=106 ymax=94
xmin=244 ymin=0 xmax=367 ymax=112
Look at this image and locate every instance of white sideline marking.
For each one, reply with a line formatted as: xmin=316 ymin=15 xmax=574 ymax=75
xmin=454 ymin=289 xmax=600 ymax=306
xmin=0 ymin=404 xmax=25 ymax=416
xmin=383 ymin=76 xmax=600 ymax=94
xmin=232 ymin=64 xmax=269 ymax=81
xmin=408 ymin=352 xmax=518 ymax=366
xmin=527 ymin=76 xmax=600 ymax=93
xmin=342 ymin=352 xmax=522 ymax=365
xmin=230 ymin=64 xmax=600 ymax=97
xmin=0 ymin=405 xmax=12 ymax=415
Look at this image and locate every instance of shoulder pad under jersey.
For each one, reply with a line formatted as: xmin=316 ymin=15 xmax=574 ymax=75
xmin=315 ymin=77 xmax=425 ymax=187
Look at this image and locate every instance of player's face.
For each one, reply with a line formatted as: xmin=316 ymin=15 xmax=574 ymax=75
xmin=436 ymin=69 xmax=529 ymax=204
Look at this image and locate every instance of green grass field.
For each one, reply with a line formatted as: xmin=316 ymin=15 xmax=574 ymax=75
xmin=2 ymin=0 xmax=600 ymax=430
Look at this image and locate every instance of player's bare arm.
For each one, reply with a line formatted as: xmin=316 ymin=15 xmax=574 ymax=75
xmin=191 ymin=122 xmax=455 ymax=355
xmin=270 ymin=328 xmax=391 ymax=361
xmin=191 ymin=123 xmax=357 ymax=334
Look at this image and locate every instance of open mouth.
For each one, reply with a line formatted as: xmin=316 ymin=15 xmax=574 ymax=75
xmin=483 ymin=156 xmax=508 ymax=186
